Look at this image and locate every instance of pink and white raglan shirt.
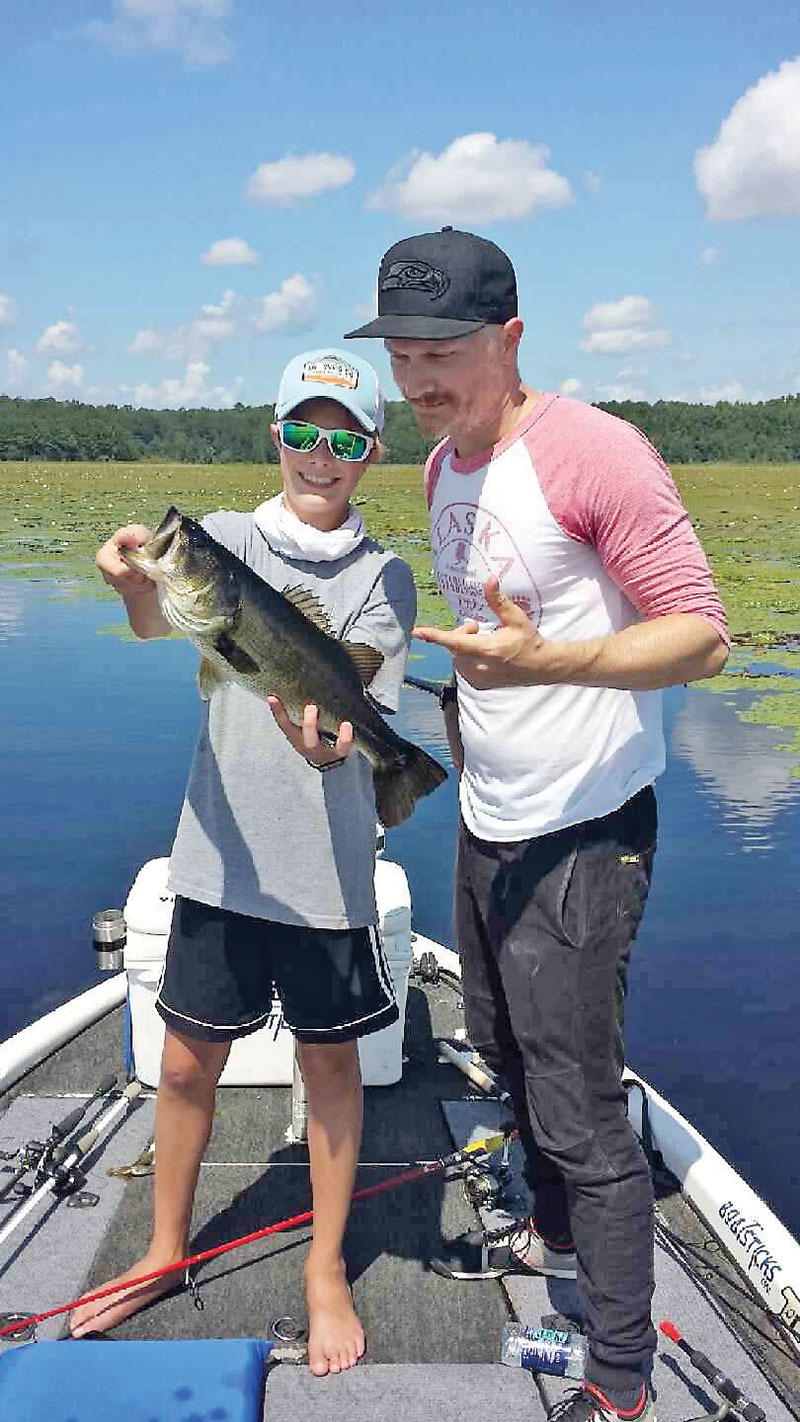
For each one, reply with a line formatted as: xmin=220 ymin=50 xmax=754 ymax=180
xmin=425 ymin=394 xmax=729 ymax=842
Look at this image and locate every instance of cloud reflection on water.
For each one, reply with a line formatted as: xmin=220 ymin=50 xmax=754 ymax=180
xmin=670 ymin=687 xmax=800 ymax=847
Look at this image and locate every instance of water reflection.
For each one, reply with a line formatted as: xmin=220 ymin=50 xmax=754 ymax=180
xmin=670 ymin=687 xmax=800 ymax=848
xmin=0 ymin=581 xmax=24 ymax=640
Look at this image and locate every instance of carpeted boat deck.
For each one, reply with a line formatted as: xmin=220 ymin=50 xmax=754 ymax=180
xmin=2 ymin=981 xmax=799 ymax=1420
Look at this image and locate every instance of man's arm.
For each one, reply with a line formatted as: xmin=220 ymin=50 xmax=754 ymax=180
xmin=414 ymin=580 xmax=728 ymax=692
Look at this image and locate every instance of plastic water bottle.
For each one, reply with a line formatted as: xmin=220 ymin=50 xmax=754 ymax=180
xmin=500 ymin=1322 xmax=588 ymax=1378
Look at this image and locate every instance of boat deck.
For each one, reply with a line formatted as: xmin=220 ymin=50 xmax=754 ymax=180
xmin=1 ymin=978 xmax=799 ymax=1420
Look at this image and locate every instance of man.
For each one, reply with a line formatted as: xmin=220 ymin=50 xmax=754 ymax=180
xmin=346 ymin=230 xmax=728 ymax=1422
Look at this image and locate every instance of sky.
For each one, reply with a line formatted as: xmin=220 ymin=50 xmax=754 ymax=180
xmin=1 ymin=0 xmax=799 ymax=411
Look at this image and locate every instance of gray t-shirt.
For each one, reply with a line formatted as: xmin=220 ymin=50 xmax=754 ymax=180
xmin=167 ymin=510 xmax=416 ymax=928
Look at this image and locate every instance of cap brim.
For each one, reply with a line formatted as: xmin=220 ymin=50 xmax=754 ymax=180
xmin=276 ymin=388 xmax=379 ymax=434
xmin=344 ymin=314 xmax=486 ymax=340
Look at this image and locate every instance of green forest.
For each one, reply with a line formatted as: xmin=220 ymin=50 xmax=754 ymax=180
xmin=2 ymin=392 xmax=800 ymax=465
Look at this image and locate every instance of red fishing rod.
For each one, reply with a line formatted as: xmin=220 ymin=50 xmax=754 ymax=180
xmin=0 ymin=1127 xmax=515 ymax=1341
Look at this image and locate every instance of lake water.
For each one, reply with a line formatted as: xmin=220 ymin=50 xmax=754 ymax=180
xmin=1 ymin=577 xmax=799 ymax=1239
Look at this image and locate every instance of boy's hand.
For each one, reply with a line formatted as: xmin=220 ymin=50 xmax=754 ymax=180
xmin=267 ymin=698 xmax=355 ymax=768
xmin=96 ymin=525 xmax=156 ymax=599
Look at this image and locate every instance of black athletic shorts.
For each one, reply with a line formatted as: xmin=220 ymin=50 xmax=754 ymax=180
xmin=155 ymin=896 xmax=399 ymax=1045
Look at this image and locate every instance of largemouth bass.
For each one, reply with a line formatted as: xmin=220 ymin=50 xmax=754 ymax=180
xmin=122 ymin=507 xmax=448 ymax=827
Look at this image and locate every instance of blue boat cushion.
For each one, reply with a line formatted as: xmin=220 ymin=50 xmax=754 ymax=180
xmin=0 ymin=1336 xmax=273 ymax=1422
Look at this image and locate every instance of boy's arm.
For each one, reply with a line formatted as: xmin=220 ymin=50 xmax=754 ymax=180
xmin=96 ymin=525 xmax=171 ymax=639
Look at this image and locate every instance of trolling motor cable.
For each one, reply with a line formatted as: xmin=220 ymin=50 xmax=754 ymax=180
xmin=0 ymin=1126 xmax=516 ymax=1341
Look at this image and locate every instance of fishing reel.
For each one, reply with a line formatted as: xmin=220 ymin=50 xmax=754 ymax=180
xmin=460 ymin=1123 xmax=516 ymax=1212
xmin=42 ymin=1154 xmax=99 ymax=1208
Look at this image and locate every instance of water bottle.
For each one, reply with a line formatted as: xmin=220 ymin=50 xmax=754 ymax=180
xmin=500 ymin=1322 xmax=588 ymax=1378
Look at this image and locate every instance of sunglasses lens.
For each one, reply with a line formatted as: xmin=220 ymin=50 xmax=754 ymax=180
xmin=329 ymin=429 xmax=370 ymax=461
xmin=282 ymin=421 xmax=319 ymax=451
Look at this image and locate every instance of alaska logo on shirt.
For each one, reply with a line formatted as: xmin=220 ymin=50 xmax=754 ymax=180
xmin=381 ymin=260 xmax=449 ymax=301
xmin=432 ymin=501 xmax=543 ymax=626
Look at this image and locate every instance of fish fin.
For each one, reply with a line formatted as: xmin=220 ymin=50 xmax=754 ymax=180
xmin=344 ymin=642 xmax=384 ymax=685
xmin=282 ymin=585 xmax=335 ymax=636
xmin=197 ymin=657 xmax=225 ymax=700
xmin=373 ymin=742 xmax=448 ymax=828
xmin=213 ymin=631 xmax=259 ymax=675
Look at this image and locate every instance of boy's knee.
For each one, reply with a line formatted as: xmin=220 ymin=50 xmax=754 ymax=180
xmin=297 ymin=1039 xmax=361 ymax=1090
xmin=159 ymin=1031 xmax=229 ymax=1097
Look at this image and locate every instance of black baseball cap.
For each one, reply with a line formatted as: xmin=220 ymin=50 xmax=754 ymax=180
xmin=345 ymin=227 xmax=518 ymax=340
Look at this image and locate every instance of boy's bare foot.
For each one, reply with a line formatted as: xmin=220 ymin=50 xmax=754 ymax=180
xmin=305 ymin=1257 xmax=365 ymax=1376
xmin=69 ymin=1252 xmax=184 ymax=1338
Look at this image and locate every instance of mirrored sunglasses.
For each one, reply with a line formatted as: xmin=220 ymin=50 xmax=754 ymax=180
xmin=279 ymin=420 xmax=375 ymax=462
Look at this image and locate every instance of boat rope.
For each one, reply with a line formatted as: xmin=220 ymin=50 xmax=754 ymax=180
xmin=0 ymin=1126 xmax=515 ymax=1340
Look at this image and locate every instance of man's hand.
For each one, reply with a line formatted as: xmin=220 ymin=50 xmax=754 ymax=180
xmin=267 ymin=697 xmax=355 ymax=768
xmin=413 ymin=577 xmax=549 ymax=689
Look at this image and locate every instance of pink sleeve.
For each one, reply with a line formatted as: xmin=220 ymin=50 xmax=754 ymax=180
xmin=529 ymin=400 xmax=730 ymax=645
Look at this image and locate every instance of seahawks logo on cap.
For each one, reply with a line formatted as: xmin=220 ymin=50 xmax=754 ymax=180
xmin=381 ymin=260 xmax=449 ymax=301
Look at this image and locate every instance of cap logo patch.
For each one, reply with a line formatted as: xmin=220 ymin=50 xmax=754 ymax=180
xmin=302 ymin=356 xmax=359 ymax=389
xmin=381 ymin=260 xmax=449 ymax=301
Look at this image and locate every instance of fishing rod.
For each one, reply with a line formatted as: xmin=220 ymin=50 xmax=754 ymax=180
xmin=659 ymin=1320 xmax=767 ymax=1422
xmin=403 ymin=674 xmax=451 ymax=704
xmin=0 ymin=1080 xmax=142 ymax=1254
xmin=0 ymin=1073 xmax=118 ymax=1205
xmin=0 ymin=1124 xmax=513 ymax=1341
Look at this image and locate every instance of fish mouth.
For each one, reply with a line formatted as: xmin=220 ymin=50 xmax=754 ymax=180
xmin=121 ymin=506 xmax=183 ymax=581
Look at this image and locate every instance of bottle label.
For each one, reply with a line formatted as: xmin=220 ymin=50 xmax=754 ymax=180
xmin=518 ymin=1330 xmax=572 ymax=1376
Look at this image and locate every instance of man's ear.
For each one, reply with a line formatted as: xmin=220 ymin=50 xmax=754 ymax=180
xmin=269 ymin=422 xmax=281 ymax=452
xmin=503 ymin=318 xmax=524 ymax=356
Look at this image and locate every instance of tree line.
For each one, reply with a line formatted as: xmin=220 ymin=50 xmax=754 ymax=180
xmin=2 ymin=392 xmax=800 ymax=465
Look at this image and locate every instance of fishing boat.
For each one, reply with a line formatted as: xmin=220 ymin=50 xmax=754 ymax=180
xmin=1 ymin=836 xmax=799 ymax=1422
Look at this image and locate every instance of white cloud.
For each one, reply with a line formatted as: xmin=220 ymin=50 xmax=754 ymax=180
xmin=584 ymin=170 xmax=601 ymax=193
xmin=368 ymin=132 xmax=574 ymax=223
xmin=47 ymin=361 xmax=84 ymax=390
xmin=695 ymin=56 xmax=800 ymax=219
xmin=698 ymin=380 xmax=748 ymax=404
xmin=597 ymin=382 xmax=648 ymax=402
xmin=193 ymin=288 xmax=238 ymax=341
xmin=201 ymin=237 xmax=259 ymax=266
xmin=127 ymin=291 xmax=239 ymax=361
xmin=580 ymin=295 xmax=670 ymax=355
xmin=0 ymin=294 xmax=18 ymax=329
xmin=560 ymin=377 xmax=583 ymax=396
xmin=583 ymin=296 xmax=654 ymax=332
xmin=252 ymin=274 xmax=317 ymax=335
xmin=36 ymin=320 xmax=82 ymax=354
xmin=582 ymin=329 xmax=670 ymax=355
xmin=120 ymin=361 xmax=242 ymax=409
xmin=700 ymin=246 xmax=718 ymax=265
xmin=127 ymin=328 xmax=164 ymax=356
xmin=6 ymin=349 xmax=27 ymax=381
xmin=87 ymin=0 xmax=233 ymax=67
xmin=246 ymin=153 xmax=355 ymax=206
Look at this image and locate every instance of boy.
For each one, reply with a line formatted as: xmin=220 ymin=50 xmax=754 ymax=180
xmin=70 ymin=348 xmax=416 ymax=1376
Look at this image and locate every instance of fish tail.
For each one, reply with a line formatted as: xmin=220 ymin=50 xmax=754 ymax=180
xmin=373 ymin=742 xmax=448 ymax=828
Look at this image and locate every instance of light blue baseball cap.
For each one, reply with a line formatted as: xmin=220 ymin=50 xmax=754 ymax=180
xmin=275 ymin=347 xmax=385 ymax=434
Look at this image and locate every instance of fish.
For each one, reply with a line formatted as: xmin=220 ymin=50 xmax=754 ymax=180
xmin=121 ymin=506 xmax=448 ymax=827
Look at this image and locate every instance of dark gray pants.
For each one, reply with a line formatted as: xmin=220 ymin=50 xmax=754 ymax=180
xmin=455 ymin=787 xmax=658 ymax=1394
